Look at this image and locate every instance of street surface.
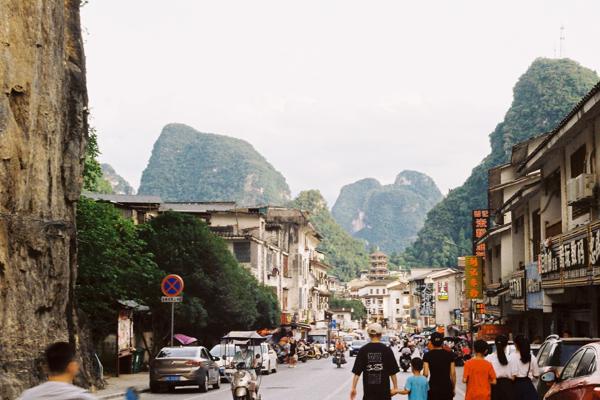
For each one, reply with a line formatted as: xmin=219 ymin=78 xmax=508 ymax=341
xmin=142 ymin=350 xmax=466 ymax=400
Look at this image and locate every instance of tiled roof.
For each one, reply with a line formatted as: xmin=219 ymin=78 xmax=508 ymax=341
xmin=83 ymin=192 xmax=162 ymax=204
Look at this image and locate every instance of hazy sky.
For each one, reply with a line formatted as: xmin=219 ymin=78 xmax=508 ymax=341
xmin=81 ymin=1 xmax=600 ymax=206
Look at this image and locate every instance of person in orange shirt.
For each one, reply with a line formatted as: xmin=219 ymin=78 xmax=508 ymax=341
xmin=463 ymin=340 xmax=497 ymax=400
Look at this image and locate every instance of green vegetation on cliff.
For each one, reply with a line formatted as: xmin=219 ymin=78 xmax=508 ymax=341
xmin=289 ymin=190 xmax=369 ymax=281
xmin=404 ymin=58 xmax=599 ymax=267
xmin=332 ymin=170 xmax=442 ymax=253
xmin=139 ymin=123 xmax=291 ymax=205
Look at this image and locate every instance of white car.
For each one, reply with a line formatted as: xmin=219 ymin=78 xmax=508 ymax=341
xmin=259 ymin=343 xmax=278 ymax=375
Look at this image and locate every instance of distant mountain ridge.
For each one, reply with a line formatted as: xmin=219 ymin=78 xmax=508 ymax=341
xmin=403 ymin=58 xmax=600 ymax=267
xmin=101 ymin=163 xmax=135 ymax=195
xmin=138 ymin=123 xmax=291 ymax=205
xmin=332 ymin=170 xmax=442 ymax=253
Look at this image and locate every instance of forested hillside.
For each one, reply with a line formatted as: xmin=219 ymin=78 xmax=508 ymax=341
xmin=403 ymin=58 xmax=599 ymax=266
xmin=332 ymin=170 xmax=442 ymax=253
xmin=138 ymin=123 xmax=291 ymax=205
xmin=289 ymin=190 xmax=369 ymax=281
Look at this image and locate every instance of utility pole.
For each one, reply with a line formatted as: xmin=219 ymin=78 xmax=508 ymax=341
xmin=559 ymin=25 xmax=565 ymax=58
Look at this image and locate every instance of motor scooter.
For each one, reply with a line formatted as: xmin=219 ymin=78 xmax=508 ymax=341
xmin=332 ymin=349 xmax=345 ymax=368
xmin=399 ymin=354 xmax=411 ymax=372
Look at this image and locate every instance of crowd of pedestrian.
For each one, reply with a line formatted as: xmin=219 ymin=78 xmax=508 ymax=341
xmin=350 ymin=328 xmax=542 ymax=400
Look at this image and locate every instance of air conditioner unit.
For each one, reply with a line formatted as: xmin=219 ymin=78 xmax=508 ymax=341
xmin=567 ymin=173 xmax=596 ymax=204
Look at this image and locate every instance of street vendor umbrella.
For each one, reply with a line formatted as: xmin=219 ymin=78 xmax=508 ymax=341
xmin=174 ymin=334 xmax=197 ymax=345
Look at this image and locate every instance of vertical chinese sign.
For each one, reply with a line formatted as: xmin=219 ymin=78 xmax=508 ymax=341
xmin=465 ymin=256 xmax=483 ymax=299
xmin=472 ymin=209 xmax=490 ymax=257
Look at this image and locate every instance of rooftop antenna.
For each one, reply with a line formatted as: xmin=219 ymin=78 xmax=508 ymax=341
xmin=559 ymin=25 xmax=565 ymax=58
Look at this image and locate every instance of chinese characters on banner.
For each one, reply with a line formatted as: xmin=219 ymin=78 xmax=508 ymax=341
xmin=465 ymin=256 xmax=483 ymax=299
xmin=472 ymin=209 xmax=490 ymax=257
xmin=419 ymin=283 xmax=435 ymax=316
xmin=437 ymin=281 xmax=449 ymax=300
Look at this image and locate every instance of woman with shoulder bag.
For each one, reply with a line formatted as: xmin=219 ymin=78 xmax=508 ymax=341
xmin=509 ymin=335 xmax=539 ymax=400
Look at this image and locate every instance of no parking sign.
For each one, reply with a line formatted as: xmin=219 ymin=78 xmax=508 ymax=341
xmin=161 ymin=274 xmax=184 ymax=297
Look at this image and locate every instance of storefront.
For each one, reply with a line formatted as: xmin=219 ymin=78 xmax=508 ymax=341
xmin=540 ymin=224 xmax=600 ymax=337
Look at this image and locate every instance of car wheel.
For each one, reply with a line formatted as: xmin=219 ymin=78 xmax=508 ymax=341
xmin=198 ymin=375 xmax=208 ymax=393
xmin=149 ymin=380 xmax=160 ymax=393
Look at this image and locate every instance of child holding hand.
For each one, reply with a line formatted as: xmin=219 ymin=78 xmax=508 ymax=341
xmin=393 ymin=357 xmax=428 ymax=400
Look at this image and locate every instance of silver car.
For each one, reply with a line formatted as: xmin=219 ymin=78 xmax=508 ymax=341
xmin=150 ymin=346 xmax=221 ymax=393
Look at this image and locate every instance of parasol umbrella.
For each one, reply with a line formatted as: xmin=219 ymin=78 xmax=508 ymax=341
xmin=174 ymin=334 xmax=198 ymax=345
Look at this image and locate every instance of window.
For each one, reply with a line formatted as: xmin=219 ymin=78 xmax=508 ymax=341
xmin=376 ymin=289 xmax=380 ymax=294
xmin=570 ymin=145 xmax=586 ymax=178
xmin=575 ymin=349 xmax=596 ymax=377
xmin=396 ymin=299 xmax=400 ymax=305
xmin=283 ymin=255 xmax=289 ymax=277
xmin=233 ymin=242 xmax=251 ymax=263
xmin=201 ymin=349 xmax=211 ymax=360
xmin=561 ymin=349 xmax=586 ymax=380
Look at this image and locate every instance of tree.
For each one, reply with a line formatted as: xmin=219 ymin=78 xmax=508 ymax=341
xmin=76 ymin=197 xmax=162 ymax=344
xmin=289 ymin=190 xmax=370 ymax=281
xmin=141 ymin=212 xmax=280 ymax=345
xmin=329 ymin=296 xmax=367 ymax=321
xmin=83 ymin=127 xmax=113 ymax=193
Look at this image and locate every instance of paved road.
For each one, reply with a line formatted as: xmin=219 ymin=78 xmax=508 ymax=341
xmin=142 ymin=351 xmax=467 ymax=400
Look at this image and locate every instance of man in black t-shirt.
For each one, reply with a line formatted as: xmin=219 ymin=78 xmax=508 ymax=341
xmin=350 ymin=323 xmax=399 ymax=400
xmin=423 ymin=332 xmax=456 ymax=400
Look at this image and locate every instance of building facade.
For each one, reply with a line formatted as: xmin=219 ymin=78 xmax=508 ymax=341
xmin=482 ymin=81 xmax=600 ymax=338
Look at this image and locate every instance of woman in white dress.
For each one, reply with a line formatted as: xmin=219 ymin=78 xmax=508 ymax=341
xmin=485 ymin=335 xmax=513 ymax=400
xmin=509 ymin=335 xmax=539 ymax=400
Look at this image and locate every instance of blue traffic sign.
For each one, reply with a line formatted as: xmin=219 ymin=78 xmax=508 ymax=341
xmin=161 ymin=274 xmax=184 ymax=297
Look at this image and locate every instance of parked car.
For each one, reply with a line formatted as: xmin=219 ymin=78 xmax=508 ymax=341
xmin=209 ymin=344 xmax=235 ymax=382
xmin=259 ymin=343 xmax=278 ymax=375
xmin=541 ymin=341 xmax=600 ymax=400
xmin=150 ymin=346 xmax=221 ymax=393
xmin=536 ymin=335 xmax=600 ymax=399
xmin=486 ymin=340 xmax=515 ymax=356
xmin=349 ymin=340 xmax=368 ymax=357
xmin=344 ymin=335 xmax=355 ymax=348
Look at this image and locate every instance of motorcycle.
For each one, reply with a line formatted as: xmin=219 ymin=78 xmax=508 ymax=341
xmin=399 ymin=354 xmax=411 ymax=372
xmin=332 ymin=350 xmax=345 ymax=368
xmin=306 ymin=344 xmax=322 ymax=360
xmin=297 ymin=344 xmax=308 ymax=363
xmin=222 ymin=331 xmax=264 ymax=400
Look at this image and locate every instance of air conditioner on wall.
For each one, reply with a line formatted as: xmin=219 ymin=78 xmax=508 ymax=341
xmin=567 ymin=174 xmax=596 ymax=204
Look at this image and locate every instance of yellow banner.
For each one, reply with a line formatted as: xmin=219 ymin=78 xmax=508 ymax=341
xmin=465 ymin=256 xmax=483 ymax=299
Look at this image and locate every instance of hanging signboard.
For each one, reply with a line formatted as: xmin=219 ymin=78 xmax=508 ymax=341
xmin=437 ymin=281 xmax=449 ymax=300
xmin=472 ymin=210 xmax=490 ymax=257
xmin=419 ymin=283 xmax=435 ymax=316
xmin=509 ymin=270 xmax=525 ymax=311
xmin=465 ymin=256 xmax=483 ymax=299
xmin=526 ymin=262 xmax=543 ymax=310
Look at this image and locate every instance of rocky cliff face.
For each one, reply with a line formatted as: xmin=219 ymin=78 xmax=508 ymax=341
xmin=0 ymin=1 xmax=89 ymax=397
xmin=332 ymin=170 xmax=442 ymax=253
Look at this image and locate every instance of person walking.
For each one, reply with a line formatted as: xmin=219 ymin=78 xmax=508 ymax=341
xmin=485 ymin=335 xmax=514 ymax=400
xmin=423 ymin=332 xmax=456 ymax=400
xmin=509 ymin=335 xmax=539 ymax=400
xmin=397 ymin=358 xmax=429 ymax=400
xmin=288 ymin=337 xmax=298 ymax=368
xmin=463 ymin=340 xmax=496 ymax=400
xmin=350 ymin=323 xmax=400 ymax=400
xmin=18 ymin=342 xmax=96 ymax=400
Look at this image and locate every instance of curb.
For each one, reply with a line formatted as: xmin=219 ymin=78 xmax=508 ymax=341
xmin=97 ymin=387 xmax=150 ymax=399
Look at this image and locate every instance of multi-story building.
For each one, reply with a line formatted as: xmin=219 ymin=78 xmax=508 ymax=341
xmin=482 ymin=81 xmax=600 ymax=338
xmin=408 ymin=268 xmax=464 ymax=334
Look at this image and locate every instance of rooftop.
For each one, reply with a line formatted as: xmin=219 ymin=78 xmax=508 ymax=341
xmin=83 ymin=192 xmax=163 ymax=205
